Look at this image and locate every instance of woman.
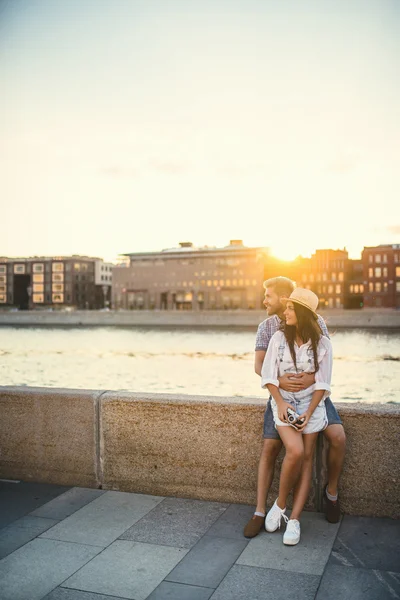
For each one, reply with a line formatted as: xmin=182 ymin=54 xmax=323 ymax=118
xmin=261 ymin=288 xmax=333 ymax=546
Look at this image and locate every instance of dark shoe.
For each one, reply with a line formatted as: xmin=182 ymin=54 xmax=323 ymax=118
xmin=324 ymin=489 xmax=341 ymax=523
xmin=243 ymin=514 xmax=265 ymax=538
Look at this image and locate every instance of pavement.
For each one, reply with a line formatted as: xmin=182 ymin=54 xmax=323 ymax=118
xmin=0 ymin=480 xmax=399 ymax=600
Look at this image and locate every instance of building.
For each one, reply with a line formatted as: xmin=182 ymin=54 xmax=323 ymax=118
xmin=362 ymin=244 xmax=400 ymax=308
xmin=0 ymin=256 xmax=113 ymax=310
xmin=113 ymin=241 xmax=269 ymax=310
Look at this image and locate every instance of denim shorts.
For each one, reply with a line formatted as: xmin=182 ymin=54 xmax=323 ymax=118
xmin=263 ymin=396 xmax=342 ymax=440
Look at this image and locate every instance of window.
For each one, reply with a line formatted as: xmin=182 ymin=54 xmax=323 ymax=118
xmin=375 ymin=254 xmax=381 ymax=263
xmin=369 ymin=255 xmax=373 ymax=263
xmin=74 ymin=263 xmax=81 ymax=271
xmin=52 ymin=262 xmax=64 ymax=272
xmin=350 ymin=285 xmax=354 ymax=293
xmin=52 ymin=273 xmax=64 ymax=282
xmin=33 ymin=294 xmax=44 ymax=303
xmin=322 ymin=273 xmax=327 ymax=281
xmin=207 ymin=280 xmax=212 ymax=287
xmin=335 ymin=298 xmax=341 ymax=308
xmin=331 ymin=272 xmax=336 ymax=282
xmin=368 ymin=268 xmax=373 ymax=278
xmin=52 ymin=293 xmax=64 ymax=303
xmin=396 ymin=266 xmax=400 ymax=277
xmin=0 ymin=265 xmax=6 ymax=274
xmin=360 ymin=285 xmax=364 ymax=292
xmin=33 ymin=263 xmax=44 ymax=273
xmin=328 ymin=285 xmax=333 ymax=294
xmin=383 ymin=267 xmax=388 ymax=278
xmin=395 ymin=254 xmax=399 ymax=263
xmin=354 ymin=285 xmax=359 ymax=293
xmin=375 ymin=268 xmax=381 ymax=278
xmin=14 ymin=264 xmax=25 ymax=274
xmin=0 ymin=294 xmax=6 ymax=303
xmin=369 ymin=282 xmax=373 ymax=292
xmin=338 ymin=272 xmax=344 ymax=282
xmin=52 ymin=284 xmax=64 ymax=292
xmin=383 ymin=282 xmax=388 ymax=292
xmin=383 ymin=254 xmax=388 ymax=263
xmin=375 ymin=282 xmax=381 ymax=292
xmin=33 ymin=284 xmax=44 ymax=293
xmin=336 ymin=285 xmax=341 ymax=294
xmin=0 ymin=275 xmax=6 ymax=284
xmin=397 ymin=282 xmax=400 ymax=292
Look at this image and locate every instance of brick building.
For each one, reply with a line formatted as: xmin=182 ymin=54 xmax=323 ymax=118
xmin=0 ymin=256 xmax=112 ymax=310
xmin=113 ymin=241 xmax=268 ymax=310
xmin=362 ymin=244 xmax=400 ymax=308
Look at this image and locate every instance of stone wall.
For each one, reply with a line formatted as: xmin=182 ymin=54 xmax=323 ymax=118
xmin=0 ymin=387 xmax=399 ymax=518
xmin=0 ymin=308 xmax=399 ymax=328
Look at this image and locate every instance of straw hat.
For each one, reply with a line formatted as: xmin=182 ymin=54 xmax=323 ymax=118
xmin=281 ymin=288 xmax=319 ymax=317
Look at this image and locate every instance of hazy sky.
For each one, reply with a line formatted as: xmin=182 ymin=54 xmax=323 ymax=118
xmin=1 ymin=0 xmax=399 ymax=262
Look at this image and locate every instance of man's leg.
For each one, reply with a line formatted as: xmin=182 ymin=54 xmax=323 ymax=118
xmin=243 ymin=401 xmax=282 ymax=538
xmin=323 ymin=398 xmax=346 ymax=522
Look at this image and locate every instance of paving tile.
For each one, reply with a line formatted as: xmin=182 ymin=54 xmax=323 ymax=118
xmin=120 ymin=497 xmax=228 ymax=548
xmin=0 ymin=537 xmax=101 ymax=600
xmin=40 ymin=490 xmax=164 ymax=546
xmin=0 ymin=515 xmax=59 ymax=559
xmin=316 ymin=564 xmax=400 ymax=600
xmin=0 ymin=480 xmax=70 ymax=528
xmin=210 ymin=564 xmax=321 ymax=600
xmin=329 ymin=515 xmax=400 ymax=572
xmin=44 ymin=588 xmax=123 ymax=599
xmin=237 ymin=511 xmax=340 ymax=576
xmin=146 ymin=581 xmax=214 ymax=600
xmin=165 ymin=535 xmax=248 ymax=588
xmin=205 ymin=503 xmax=255 ymax=540
xmin=30 ymin=487 xmax=105 ymax=520
xmin=62 ymin=539 xmax=188 ymax=600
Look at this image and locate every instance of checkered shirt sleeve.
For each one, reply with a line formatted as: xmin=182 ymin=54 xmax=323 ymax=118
xmin=255 ymin=316 xmax=280 ymax=351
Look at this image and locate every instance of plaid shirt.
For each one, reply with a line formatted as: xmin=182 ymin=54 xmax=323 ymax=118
xmin=255 ymin=314 xmax=330 ymax=351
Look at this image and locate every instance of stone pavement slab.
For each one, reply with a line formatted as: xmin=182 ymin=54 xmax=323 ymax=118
xmin=237 ymin=511 xmax=340 ymax=576
xmin=0 ymin=515 xmax=59 ymax=559
xmin=0 ymin=537 xmax=101 ymax=600
xmin=210 ymin=564 xmax=321 ymax=600
xmin=62 ymin=539 xmax=188 ymax=600
xmin=0 ymin=480 xmax=70 ymax=528
xmin=31 ymin=487 xmax=105 ymax=521
xmin=316 ymin=564 xmax=400 ymax=600
xmin=40 ymin=490 xmax=164 ymax=547
xmin=44 ymin=590 xmax=123 ymax=600
xmin=329 ymin=515 xmax=400 ymax=572
xmin=120 ymin=497 xmax=228 ymax=548
xmin=205 ymin=503 xmax=255 ymax=540
xmin=165 ymin=535 xmax=248 ymax=588
xmin=147 ymin=581 xmax=214 ymax=600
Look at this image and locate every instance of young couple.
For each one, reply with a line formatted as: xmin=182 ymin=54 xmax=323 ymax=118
xmin=244 ymin=277 xmax=346 ymax=546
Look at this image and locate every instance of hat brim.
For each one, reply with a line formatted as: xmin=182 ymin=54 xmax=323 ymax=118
xmin=281 ymin=296 xmax=318 ymax=318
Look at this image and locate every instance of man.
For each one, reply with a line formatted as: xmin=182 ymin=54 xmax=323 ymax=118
xmin=243 ymin=276 xmax=346 ymax=538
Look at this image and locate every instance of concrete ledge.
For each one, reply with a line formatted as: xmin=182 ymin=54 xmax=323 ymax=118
xmin=0 ymin=387 xmax=399 ymax=518
xmin=0 ymin=387 xmax=100 ymax=487
xmin=0 ymin=308 xmax=399 ymax=328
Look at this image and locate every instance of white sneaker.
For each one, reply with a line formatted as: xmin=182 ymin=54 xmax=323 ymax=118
xmin=265 ymin=499 xmax=288 ymax=532
xmin=283 ymin=519 xmax=301 ymax=545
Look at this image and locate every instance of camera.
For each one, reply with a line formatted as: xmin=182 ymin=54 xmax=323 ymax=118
xmin=286 ymin=407 xmax=305 ymax=428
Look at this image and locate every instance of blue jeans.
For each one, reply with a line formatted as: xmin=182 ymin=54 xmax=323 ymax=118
xmin=263 ymin=397 xmax=342 ymax=439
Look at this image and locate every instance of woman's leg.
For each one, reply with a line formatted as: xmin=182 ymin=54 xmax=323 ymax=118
xmin=276 ymin=426 xmax=304 ymax=510
xmin=291 ymin=432 xmax=319 ymax=521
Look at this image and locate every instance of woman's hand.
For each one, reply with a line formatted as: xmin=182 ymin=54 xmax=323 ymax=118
xmin=277 ymin=401 xmax=293 ymax=423
xmin=295 ymin=411 xmax=311 ymax=432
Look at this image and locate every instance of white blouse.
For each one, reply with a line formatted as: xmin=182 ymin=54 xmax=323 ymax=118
xmin=261 ymin=331 xmax=333 ymax=401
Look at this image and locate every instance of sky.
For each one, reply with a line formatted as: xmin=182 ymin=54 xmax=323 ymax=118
xmin=1 ymin=0 xmax=399 ymax=263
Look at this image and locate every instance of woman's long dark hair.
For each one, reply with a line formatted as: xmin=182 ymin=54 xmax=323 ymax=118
xmin=283 ymin=303 xmax=322 ymax=373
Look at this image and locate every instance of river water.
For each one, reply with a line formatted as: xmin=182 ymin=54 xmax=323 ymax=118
xmin=0 ymin=326 xmax=399 ymax=404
